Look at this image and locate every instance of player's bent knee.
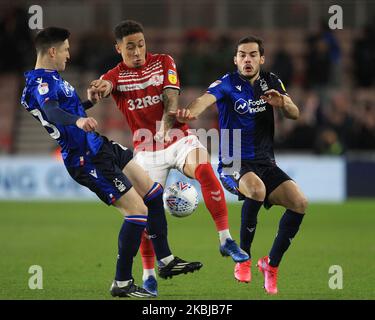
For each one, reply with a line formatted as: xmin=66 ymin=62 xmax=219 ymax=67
xmin=239 ymin=172 xmax=266 ymax=201
xmin=301 ymin=196 xmax=309 ymax=212
xmin=249 ymin=187 xmax=266 ymax=201
xmin=124 ymin=202 xmax=148 ymax=217
xmin=241 ymin=183 xmax=266 ymax=201
xmin=115 ymin=189 xmax=148 ymax=216
xmin=193 ymin=162 xmax=215 ymax=178
xmin=291 ymin=196 xmax=308 ymax=213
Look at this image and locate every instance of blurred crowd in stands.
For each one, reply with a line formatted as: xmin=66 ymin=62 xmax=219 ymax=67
xmin=1 ymin=6 xmax=375 ymax=155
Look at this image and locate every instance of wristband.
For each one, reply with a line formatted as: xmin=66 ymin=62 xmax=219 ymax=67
xmin=82 ymin=100 xmax=94 ymax=110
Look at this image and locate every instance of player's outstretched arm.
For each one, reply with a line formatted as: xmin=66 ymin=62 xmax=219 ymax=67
xmin=155 ymin=88 xmax=179 ymax=142
xmin=89 ymin=79 xmax=113 ymax=98
xmin=260 ymin=89 xmax=299 ymax=120
xmin=280 ymin=95 xmax=299 ymax=120
xmin=76 ymin=117 xmax=98 ymax=132
xmin=43 ymin=100 xmax=98 ymax=132
xmin=154 ymin=88 xmax=180 ymax=143
xmin=169 ymin=93 xmax=217 ymax=123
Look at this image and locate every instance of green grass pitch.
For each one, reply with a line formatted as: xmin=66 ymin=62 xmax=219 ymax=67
xmin=0 ymin=200 xmax=374 ymax=300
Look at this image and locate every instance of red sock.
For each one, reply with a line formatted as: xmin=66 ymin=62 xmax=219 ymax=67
xmin=195 ymin=163 xmax=229 ymax=231
xmin=140 ymin=230 xmax=155 ymax=269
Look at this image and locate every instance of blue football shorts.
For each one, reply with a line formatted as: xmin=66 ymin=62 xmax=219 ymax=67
xmin=219 ymin=160 xmax=292 ymax=209
xmin=67 ymin=137 xmax=134 ymax=205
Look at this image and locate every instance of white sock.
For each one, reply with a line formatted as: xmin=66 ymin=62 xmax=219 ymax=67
xmin=116 ymin=279 xmax=132 ymax=288
xmin=142 ymin=268 xmax=157 ymax=282
xmin=160 ymin=254 xmax=174 ymax=266
xmin=219 ymin=229 xmax=232 ymax=245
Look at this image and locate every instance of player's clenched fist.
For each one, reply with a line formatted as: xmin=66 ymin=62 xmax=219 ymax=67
xmin=169 ymin=108 xmax=197 ymax=123
xmin=76 ymin=117 xmax=98 ymax=132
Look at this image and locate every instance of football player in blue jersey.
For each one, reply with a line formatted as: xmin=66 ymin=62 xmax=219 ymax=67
xmin=21 ymin=27 xmax=202 ymax=298
xmin=171 ymin=36 xmax=308 ymax=294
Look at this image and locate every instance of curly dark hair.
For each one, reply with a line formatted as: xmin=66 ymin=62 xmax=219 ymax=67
xmin=114 ymin=20 xmax=144 ymax=41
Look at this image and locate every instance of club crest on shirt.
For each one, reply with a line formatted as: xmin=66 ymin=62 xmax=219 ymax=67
xmin=260 ymin=78 xmax=268 ymax=91
xmin=60 ymin=80 xmax=74 ymax=97
xmin=37 ymin=82 xmax=49 ymax=95
xmin=168 ymin=69 xmax=177 ymax=84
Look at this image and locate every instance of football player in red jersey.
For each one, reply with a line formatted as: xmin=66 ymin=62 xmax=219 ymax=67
xmin=90 ymin=20 xmax=248 ymax=296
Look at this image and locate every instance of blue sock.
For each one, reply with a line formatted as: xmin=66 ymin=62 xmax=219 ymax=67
xmin=240 ymin=198 xmax=263 ymax=258
xmin=144 ymin=183 xmax=172 ymax=260
xmin=269 ymin=209 xmax=304 ymax=267
xmin=115 ymin=215 xmax=147 ymax=281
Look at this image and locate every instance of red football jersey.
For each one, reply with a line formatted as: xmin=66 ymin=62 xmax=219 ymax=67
xmin=101 ymin=53 xmax=189 ymax=151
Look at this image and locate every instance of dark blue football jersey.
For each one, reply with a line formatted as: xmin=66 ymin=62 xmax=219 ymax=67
xmin=21 ymin=69 xmax=103 ymax=167
xmin=206 ymin=70 xmax=287 ymax=173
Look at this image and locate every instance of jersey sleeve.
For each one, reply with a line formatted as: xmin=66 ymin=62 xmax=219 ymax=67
xmin=101 ymin=68 xmax=118 ymax=94
xmin=270 ymin=72 xmax=288 ymax=96
xmin=34 ymin=75 xmax=59 ymax=107
xmin=206 ymin=74 xmax=230 ymax=102
xmin=162 ymin=55 xmax=180 ymax=90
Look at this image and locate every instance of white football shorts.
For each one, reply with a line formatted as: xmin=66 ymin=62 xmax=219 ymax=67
xmin=133 ymin=135 xmax=206 ymax=187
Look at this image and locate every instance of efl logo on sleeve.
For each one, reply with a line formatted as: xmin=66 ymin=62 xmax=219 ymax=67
xmin=208 ymin=80 xmax=221 ymax=89
xmin=168 ymin=70 xmax=177 ymax=84
xmin=37 ymin=83 xmax=49 ymax=95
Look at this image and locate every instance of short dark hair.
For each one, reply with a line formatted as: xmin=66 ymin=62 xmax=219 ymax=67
xmin=114 ymin=20 xmax=144 ymax=41
xmin=236 ymin=36 xmax=265 ymax=56
xmin=34 ymin=27 xmax=70 ymax=54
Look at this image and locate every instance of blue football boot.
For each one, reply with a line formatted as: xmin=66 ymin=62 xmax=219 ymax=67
xmin=142 ymin=275 xmax=158 ymax=297
xmin=220 ymin=239 xmax=249 ymax=263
